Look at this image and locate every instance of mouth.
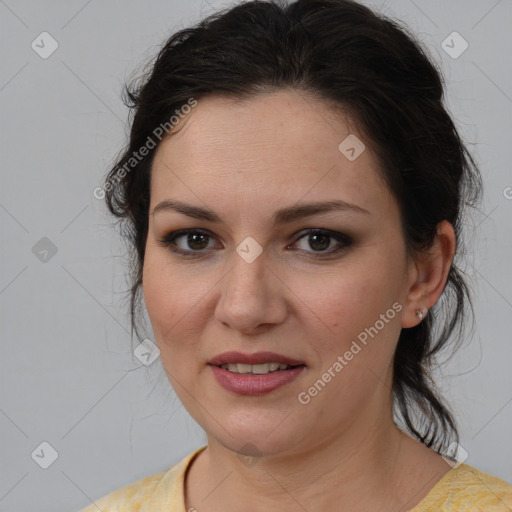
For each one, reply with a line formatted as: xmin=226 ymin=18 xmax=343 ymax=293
xmin=215 ymin=362 xmax=305 ymax=375
xmin=207 ymin=351 xmax=307 ymax=395
xmin=207 ymin=351 xmax=306 ymax=373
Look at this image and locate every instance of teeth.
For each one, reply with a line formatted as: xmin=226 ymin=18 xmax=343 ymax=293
xmin=236 ymin=364 xmax=252 ymax=374
xmin=220 ymin=362 xmax=293 ymax=374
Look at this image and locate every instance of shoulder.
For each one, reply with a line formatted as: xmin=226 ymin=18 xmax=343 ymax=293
xmin=77 ymin=471 xmax=166 ymax=512
xmin=412 ymin=462 xmax=512 ymax=512
xmin=76 ymin=446 xmax=207 ymax=512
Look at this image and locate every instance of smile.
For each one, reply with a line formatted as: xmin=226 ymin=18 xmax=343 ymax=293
xmin=219 ymin=363 xmax=298 ymax=374
xmin=210 ymin=364 xmax=306 ymax=395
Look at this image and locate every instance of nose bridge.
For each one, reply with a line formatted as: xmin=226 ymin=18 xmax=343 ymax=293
xmin=226 ymin=242 xmax=269 ymax=301
xmin=215 ymin=242 xmax=286 ymax=332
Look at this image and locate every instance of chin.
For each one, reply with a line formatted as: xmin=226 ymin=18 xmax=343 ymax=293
xmin=206 ymin=419 xmax=310 ymax=459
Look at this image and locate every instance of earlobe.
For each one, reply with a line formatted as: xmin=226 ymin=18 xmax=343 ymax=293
xmin=415 ymin=307 xmax=428 ymax=320
xmin=401 ymin=220 xmax=457 ymax=328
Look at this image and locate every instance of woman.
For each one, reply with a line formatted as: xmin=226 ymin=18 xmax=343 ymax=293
xmin=79 ymin=0 xmax=512 ymax=510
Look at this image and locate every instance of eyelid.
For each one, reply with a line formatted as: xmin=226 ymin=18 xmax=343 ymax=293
xmin=158 ymin=228 xmax=353 ymax=257
xmin=291 ymin=229 xmax=353 ymax=253
xmin=293 ymin=228 xmax=352 ymax=242
xmin=158 ymin=228 xmax=218 ymax=255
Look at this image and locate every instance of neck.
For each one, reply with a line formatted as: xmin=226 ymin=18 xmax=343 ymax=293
xmin=186 ymin=408 xmax=449 ymax=512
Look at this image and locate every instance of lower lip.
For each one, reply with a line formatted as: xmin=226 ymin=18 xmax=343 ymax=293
xmin=209 ymin=365 xmax=306 ymax=395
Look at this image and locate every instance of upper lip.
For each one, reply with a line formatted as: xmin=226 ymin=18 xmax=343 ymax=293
xmin=208 ymin=351 xmax=306 ymax=367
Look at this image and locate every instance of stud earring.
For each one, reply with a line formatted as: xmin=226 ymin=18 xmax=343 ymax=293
xmin=416 ymin=308 xmax=428 ymax=320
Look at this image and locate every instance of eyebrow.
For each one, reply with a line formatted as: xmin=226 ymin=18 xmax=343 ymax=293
xmin=152 ymin=199 xmax=370 ymax=226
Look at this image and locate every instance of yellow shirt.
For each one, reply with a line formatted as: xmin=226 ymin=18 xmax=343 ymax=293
xmin=77 ymin=445 xmax=512 ymax=511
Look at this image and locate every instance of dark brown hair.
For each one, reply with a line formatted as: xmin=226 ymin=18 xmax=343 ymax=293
xmin=103 ymin=0 xmax=482 ymax=454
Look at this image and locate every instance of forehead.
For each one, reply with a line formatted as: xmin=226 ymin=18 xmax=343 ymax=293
xmin=150 ymin=90 xmax=394 ymax=217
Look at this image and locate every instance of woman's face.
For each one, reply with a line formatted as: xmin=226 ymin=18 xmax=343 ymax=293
xmin=143 ymin=90 xmax=417 ymax=457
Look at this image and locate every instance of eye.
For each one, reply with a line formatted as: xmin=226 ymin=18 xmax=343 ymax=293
xmin=158 ymin=229 xmax=218 ymax=256
xmin=290 ymin=229 xmax=353 ymax=256
xmin=158 ymin=228 xmax=353 ymax=258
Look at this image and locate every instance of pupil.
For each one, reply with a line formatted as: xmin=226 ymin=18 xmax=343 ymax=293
xmin=309 ymin=234 xmax=330 ymax=251
xmin=188 ymin=233 xmax=208 ymax=250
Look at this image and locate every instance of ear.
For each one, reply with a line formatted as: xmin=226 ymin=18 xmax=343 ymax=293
xmin=401 ymin=220 xmax=457 ymax=328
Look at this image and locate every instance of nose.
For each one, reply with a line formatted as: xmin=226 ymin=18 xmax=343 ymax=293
xmin=214 ymin=248 xmax=288 ymax=335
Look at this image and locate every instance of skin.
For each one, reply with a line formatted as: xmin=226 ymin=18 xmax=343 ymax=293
xmin=142 ymin=89 xmax=457 ymax=512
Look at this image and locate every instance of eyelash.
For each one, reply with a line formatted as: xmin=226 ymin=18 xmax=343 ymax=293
xmin=157 ymin=228 xmax=353 ymax=258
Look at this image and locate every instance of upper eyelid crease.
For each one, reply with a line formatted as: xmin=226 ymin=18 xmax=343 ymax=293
xmin=151 ymin=199 xmax=370 ymax=227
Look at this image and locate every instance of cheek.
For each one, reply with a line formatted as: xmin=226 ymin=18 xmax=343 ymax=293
xmin=298 ymin=254 xmax=405 ymax=369
xmin=142 ymin=248 xmax=199 ymax=347
xmin=142 ymin=251 xmax=171 ymax=331
xmin=301 ymin=266 xmax=398 ymax=334
xmin=297 ymin=273 xmax=403 ymax=408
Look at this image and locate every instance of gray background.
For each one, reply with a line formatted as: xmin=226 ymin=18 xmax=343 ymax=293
xmin=1 ymin=0 xmax=511 ymax=511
